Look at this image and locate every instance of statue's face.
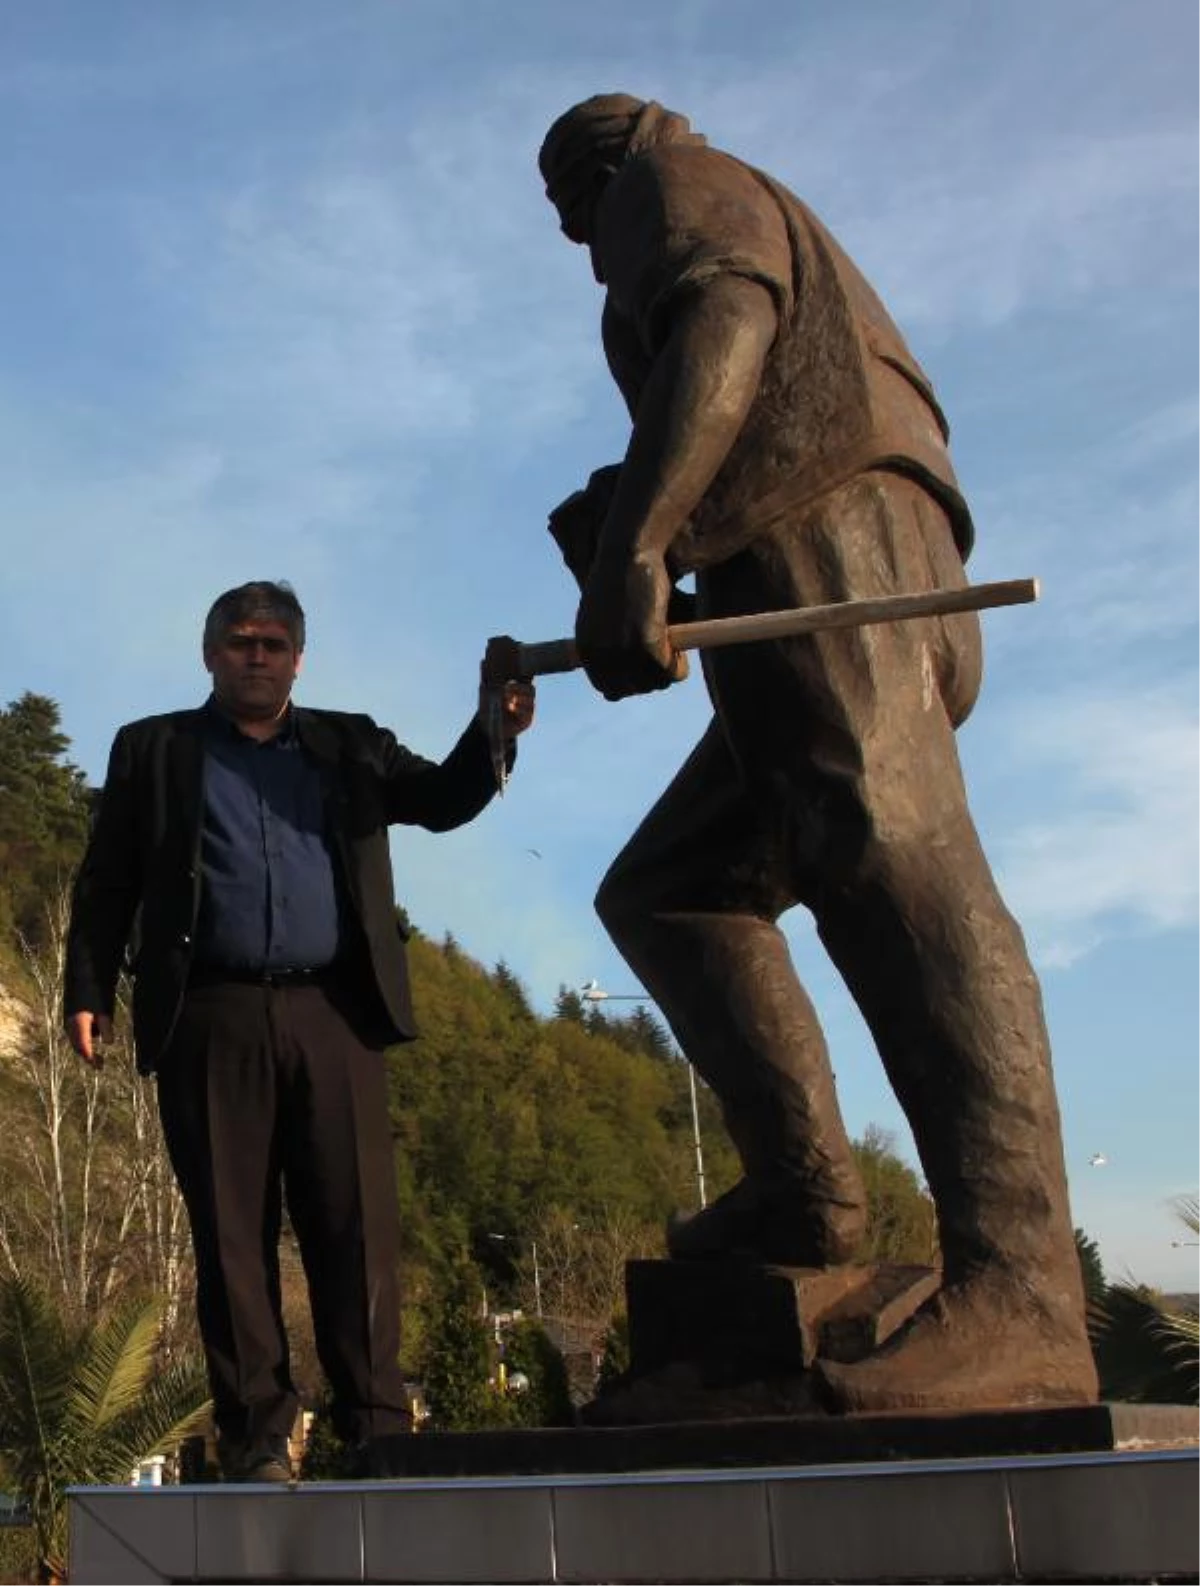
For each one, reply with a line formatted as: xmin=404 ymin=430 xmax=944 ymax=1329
xmin=551 ymin=163 xmax=612 ymax=248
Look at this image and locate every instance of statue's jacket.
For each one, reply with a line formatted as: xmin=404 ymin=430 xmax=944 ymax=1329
xmin=64 ymin=707 xmax=502 ymax=1073
xmin=592 ymin=141 xmax=975 ymax=572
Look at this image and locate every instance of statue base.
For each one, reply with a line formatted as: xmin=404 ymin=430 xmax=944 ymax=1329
xmin=584 ymin=1257 xmax=939 ymax=1426
xmin=367 ymin=1400 xmax=1198 ymax=1478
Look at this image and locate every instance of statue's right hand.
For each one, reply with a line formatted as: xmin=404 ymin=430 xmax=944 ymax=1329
xmin=577 ymin=550 xmax=688 ymax=701
xmin=67 ymin=1011 xmax=112 ymax=1069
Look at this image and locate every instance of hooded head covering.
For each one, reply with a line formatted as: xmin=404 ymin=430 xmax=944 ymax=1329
xmin=539 ymin=93 xmax=706 ymax=242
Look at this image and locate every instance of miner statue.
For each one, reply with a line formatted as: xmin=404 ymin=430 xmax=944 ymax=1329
xmin=538 ymin=93 xmax=1096 ymax=1413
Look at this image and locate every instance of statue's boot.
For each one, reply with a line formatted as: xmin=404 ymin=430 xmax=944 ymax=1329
xmin=595 ymin=881 xmax=868 ymax=1267
xmin=666 ymin=1173 xmax=859 ymax=1266
xmin=817 ymin=1274 xmax=1096 ymax=1412
xmin=809 ymin=804 xmax=1099 ymax=1412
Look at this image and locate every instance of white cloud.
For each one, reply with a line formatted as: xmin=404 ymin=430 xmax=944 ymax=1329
xmin=613 ymin=25 xmax=1197 ymax=336
xmin=850 ymin=129 xmax=1197 ymax=332
xmin=990 ymin=686 xmax=1199 ymax=966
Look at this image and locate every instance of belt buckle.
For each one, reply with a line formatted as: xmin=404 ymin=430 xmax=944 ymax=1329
xmin=264 ymin=966 xmax=317 ymax=987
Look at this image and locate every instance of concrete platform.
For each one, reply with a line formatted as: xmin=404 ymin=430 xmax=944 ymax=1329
xmin=69 ymin=1445 xmax=1198 ymax=1584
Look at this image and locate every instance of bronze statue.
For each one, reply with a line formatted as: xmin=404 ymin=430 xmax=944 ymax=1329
xmin=539 ymin=94 xmax=1097 ymax=1412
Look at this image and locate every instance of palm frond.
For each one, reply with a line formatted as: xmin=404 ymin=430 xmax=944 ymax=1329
xmin=1170 ymin=1193 xmax=1199 ymax=1239
xmin=0 ymin=1277 xmax=71 ymax=1479
xmin=75 ymin=1361 xmax=211 ymax=1486
xmin=68 ymin=1296 xmax=164 ymax=1430
xmin=0 ymin=1275 xmax=212 ymax=1585
xmin=1090 ymin=1282 xmax=1198 ymax=1405
xmin=1153 ymin=1302 xmax=1200 ymax=1402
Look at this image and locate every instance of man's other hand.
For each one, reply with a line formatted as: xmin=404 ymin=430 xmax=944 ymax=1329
xmin=477 ymin=679 xmax=536 ymax=740
xmin=67 ymin=1011 xmax=112 ymax=1069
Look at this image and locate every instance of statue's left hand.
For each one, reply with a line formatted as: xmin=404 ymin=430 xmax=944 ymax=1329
xmin=576 ymin=550 xmax=689 ymax=701
xmin=548 ymin=464 xmax=623 ymax=593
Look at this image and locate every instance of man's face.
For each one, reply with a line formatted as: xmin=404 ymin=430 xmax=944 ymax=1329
xmin=203 ymin=620 xmax=302 ymax=723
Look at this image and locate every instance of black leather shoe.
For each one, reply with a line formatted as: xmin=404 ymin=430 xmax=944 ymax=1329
xmin=223 ymin=1434 xmax=293 ymax=1483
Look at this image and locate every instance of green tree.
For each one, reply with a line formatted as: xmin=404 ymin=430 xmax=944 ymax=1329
xmin=0 ymin=1277 xmax=209 ymax=1582
xmin=421 ymin=1259 xmax=507 ymax=1431
xmin=622 ymin=1007 xmax=674 ymax=1062
xmin=554 ymin=986 xmax=586 ymax=1023
xmin=297 ymin=1395 xmax=357 ymax=1480
xmin=498 ymin=1318 xmax=573 ymax=1427
xmin=491 ymin=961 xmax=534 ymax=1022
xmin=853 ymin=1126 xmax=938 ymax=1265
xmin=0 ymin=694 xmax=90 ymax=957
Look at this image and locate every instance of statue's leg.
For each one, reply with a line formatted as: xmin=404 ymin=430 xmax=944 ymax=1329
xmin=812 ymin=795 xmax=1098 ymax=1407
xmin=595 ymin=722 xmax=867 ymax=1265
xmin=711 ymin=473 xmax=1095 ymax=1408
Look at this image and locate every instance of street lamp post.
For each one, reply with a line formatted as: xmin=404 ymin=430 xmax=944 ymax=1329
xmin=488 ymin=1232 xmax=542 ymax=1318
xmin=580 ymin=981 xmax=707 ymax=1209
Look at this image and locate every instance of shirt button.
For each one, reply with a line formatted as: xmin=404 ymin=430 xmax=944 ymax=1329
xmin=180 ymin=934 xmax=191 ymax=947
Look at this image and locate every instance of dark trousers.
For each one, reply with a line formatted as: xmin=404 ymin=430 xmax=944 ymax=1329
xmin=156 ymin=974 xmax=411 ymax=1448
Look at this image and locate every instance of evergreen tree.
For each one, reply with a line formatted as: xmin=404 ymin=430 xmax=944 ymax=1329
xmin=0 ymin=694 xmax=90 ymax=953
xmin=297 ymin=1395 xmax=358 ymax=1480
xmin=498 ymin=1319 xmax=573 ymax=1427
xmin=554 ymin=986 xmax=586 ymax=1023
xmin=623 ymin=1006 xmax=674 ymax=1062
xmin=583 ymin=1002 xmax=610 ymax=1038
xmin=421 ymin=1259 xmax=507 ymax=1431
xmin=492 ymin=960 xmax=534 ymax=1021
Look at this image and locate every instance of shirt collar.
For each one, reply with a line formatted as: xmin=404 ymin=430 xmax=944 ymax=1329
xmin=203 ymin=695 xmax=298 ymax=746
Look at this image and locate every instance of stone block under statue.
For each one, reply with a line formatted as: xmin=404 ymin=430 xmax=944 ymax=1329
xmin=583 ymin=1258 xmax=941 ymax=1425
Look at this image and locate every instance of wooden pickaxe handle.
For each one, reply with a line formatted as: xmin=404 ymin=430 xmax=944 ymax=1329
xmin=489 ymin=577 xmax=1039 ymax=681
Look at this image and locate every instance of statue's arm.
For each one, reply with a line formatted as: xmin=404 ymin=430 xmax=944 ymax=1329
xmin=576 ymin=274 xmax=778 ymax=699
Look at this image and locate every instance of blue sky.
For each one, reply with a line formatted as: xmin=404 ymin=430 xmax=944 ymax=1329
xmin=1 ymin=1 xmax=1195 ymax=1288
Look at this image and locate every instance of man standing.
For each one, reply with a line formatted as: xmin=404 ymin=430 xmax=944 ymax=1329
xmin=539 ymin=95 xmax=1095 ymax=1410
xmin=65 ymin=581 xmax=534 ymax=1479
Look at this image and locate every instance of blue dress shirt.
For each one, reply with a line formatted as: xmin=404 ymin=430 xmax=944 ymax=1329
xmin=194 ymin=702 xmax=342 ymax=971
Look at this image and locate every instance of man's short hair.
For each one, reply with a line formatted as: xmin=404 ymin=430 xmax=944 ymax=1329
xmin=203 ymin=581 xmax=306 ymax=653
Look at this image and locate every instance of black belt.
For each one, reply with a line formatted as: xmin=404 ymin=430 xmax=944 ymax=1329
xmin=189 ymin=963 xmax=342 ymax=989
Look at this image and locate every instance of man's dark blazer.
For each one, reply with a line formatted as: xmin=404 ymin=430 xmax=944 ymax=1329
xmin=65 ymin=704 xmax=507 ymax=1074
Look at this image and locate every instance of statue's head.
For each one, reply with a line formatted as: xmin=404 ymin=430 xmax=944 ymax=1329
xmin=539 ymin=94 xmax=702 ymax=244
